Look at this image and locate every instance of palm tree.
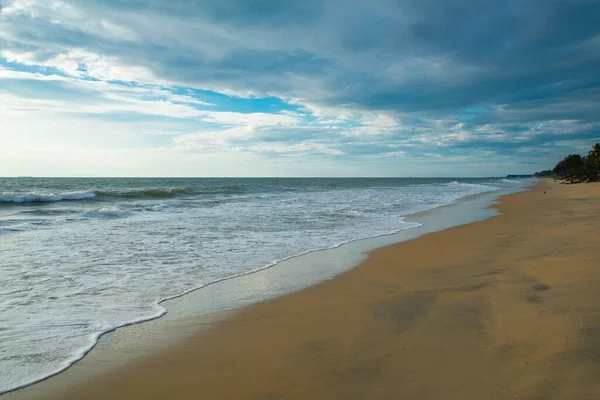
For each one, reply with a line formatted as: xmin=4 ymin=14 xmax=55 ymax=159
xmin=585 ymin=143 xmax=600 ymax=173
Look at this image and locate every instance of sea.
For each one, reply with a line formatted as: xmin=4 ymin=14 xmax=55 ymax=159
xmin=0 ymin=177 xmax=531 ymax=393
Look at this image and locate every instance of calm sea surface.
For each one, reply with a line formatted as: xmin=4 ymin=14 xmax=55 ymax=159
xmin=0 ymin=177 xmax=530 ymax=392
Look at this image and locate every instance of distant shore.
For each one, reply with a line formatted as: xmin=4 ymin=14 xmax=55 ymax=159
xmin=12 ymin=179 xmax=600 ymax=399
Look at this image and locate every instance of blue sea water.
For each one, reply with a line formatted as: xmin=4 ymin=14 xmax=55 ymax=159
xmin=0 ymin=177 xmax=530 ymax=393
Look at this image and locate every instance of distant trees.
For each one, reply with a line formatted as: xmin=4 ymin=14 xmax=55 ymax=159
xmin=553 ymin=154 xmax=584 ymax=175
xmin=540 ymin=142 xmax=600 ymax=183
xmin=533 ymin=170 xmax=553 ymax=177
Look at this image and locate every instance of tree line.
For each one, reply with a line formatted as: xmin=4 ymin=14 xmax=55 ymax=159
xmin=535 ymin=143 xmax=600 ymax=183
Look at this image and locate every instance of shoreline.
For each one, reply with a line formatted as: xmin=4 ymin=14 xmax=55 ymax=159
xmin=34 ymin=178 xmax=600 ymax=399
xmin=4 ymin=182 xmax=530 ymax=399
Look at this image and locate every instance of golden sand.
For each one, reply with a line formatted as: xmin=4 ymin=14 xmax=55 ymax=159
xmin=35 ymin=180 xmax=600 ymax=399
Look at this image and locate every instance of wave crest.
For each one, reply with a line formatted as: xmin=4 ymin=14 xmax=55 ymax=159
xmin=96 ymin=187 xmax=189 ymax=198
xmin=0 ymin=191 xmax=96 ymax=204
xmin=85 ymin=206 xmax=130 ymax=218
xmin=0 ymin=188 xmax=192 ymax=204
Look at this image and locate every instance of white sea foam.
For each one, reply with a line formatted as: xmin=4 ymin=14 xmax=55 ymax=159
xmin=85 ymin=206 xmax=130 ymax=218
xmin=0 ymin=191 xmax=96 ymax=203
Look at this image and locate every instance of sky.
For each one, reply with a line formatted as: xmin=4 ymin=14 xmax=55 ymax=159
xmin=1 ymin=0 xmax=599 ymax=177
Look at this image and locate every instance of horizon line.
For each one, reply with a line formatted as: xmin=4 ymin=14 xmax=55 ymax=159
xmin=1 ymin=175 xmax=527 ymax=179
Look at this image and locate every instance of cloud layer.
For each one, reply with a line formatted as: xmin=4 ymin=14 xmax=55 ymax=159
xmin=1 ymin=0 xmax=599 ymax=176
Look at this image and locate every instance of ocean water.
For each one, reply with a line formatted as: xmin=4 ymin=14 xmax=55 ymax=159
xmin=0 ymin=177 xmax=529 ymax=393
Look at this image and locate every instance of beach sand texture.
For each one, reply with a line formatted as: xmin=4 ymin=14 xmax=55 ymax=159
xmin=44 ymin=180 xmax=600 ymax=399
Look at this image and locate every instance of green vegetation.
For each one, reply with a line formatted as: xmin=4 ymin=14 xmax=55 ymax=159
xmin=536 ymin=143 xmax=600 ymax=183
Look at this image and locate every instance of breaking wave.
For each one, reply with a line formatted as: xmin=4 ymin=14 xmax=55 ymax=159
xmin=0 ymin=191 xmax=96 ymax=204
xmin=0 ymin=186 xmax=248 ymax=204
xmin=84 ymin=206 xmax=131 ymax=219
xmin=96 ymin=187 xmax=188 ymax=198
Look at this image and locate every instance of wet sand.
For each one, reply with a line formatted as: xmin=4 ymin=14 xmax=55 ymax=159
xmin=36 ymin=180 xmax=600 ymax=399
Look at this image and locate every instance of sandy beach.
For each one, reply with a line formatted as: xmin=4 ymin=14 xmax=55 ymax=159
xmin=20 ymin=180 xmax=600 ymax=399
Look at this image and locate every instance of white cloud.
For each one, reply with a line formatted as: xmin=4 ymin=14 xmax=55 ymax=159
xmin=293 ymin=100 xmax=355 ymax=122
xmin=1 ymin=49 xmax=159 ymax=83
xmin=69 ymin=50 xmax=156 ymax=82
xmin=248 ymin=141 xmax=344 ymax=155
xmin=1 ymin=50 xmax=38 ymax=65
xmin=0 ymin=91 xmax=202 ymax=118
xmin=152 ymin=89 xmax=215 ymax=106
xmin=174 ymin=126 xmax=256 ymax=145
xmin=1 ymin=0 xmax=140 ymax=41
xmin=173 ymin=125 xmax=346 ymax=156
xmin=202 ymin=111 xmax=301 ymax=127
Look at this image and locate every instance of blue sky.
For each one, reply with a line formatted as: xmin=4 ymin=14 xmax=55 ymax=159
xmin=1 ymin=0 xmax=599 ymax=177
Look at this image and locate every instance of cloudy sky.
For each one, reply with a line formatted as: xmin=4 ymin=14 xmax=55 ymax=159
xmin=1 ymin=0 xmax=599 ymax=177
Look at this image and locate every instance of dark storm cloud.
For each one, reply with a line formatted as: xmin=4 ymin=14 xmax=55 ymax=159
xmin=5 ymin=0 xmax=600 ymax=107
